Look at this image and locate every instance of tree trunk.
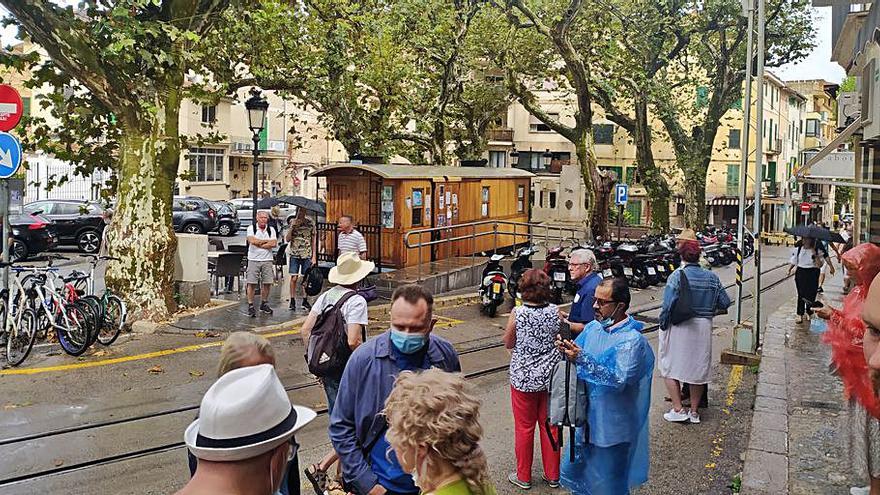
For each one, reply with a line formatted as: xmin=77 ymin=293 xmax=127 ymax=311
xmin=681 ymin=154 xmax=709 ymax=229
xmin=574 ymin=138 xmax=596 ymax=239
xmin=104 ymin=93 xmax=181 ymax=321
xmin=634 ymin=97 xmax=670 ymax=232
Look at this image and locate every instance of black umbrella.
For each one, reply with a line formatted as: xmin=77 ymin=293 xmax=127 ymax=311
xmin=784 ymin=225 xmax=846 ymax=244
xmin=257 ymin=195 xmax=326 ymax=215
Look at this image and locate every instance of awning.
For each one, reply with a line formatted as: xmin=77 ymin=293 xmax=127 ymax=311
xmin=798 ymin=119 xmax=864 ymax=178
xmin=707 ymin=197 xmax=739 ymax=206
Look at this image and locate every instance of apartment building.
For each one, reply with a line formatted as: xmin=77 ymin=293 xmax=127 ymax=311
xmin=7 ymin=40 xmax=346 ymax=206
xmin=176 ymin=94 xmax=349 ymax=202
xmin=815 ymin=0 xmax=880 ymax=244
xmin=488 ymin=72 xmax=810 ymax=231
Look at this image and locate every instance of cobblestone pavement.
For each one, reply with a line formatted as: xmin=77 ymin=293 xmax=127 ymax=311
xmin=742 ymin=274 xmax=860 ymax=494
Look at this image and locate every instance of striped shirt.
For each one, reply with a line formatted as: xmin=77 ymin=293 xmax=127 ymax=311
xmin=338 ymin=229 xmax=367 ymax=255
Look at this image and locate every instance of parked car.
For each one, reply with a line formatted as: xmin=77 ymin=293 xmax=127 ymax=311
xmin=172 ymin=196 xmax=218 ymax=234
xmin=210 ymin=201 xmax=241 ymax=236
xmin=229 ymin=198 xmax=296 ymax=230
xmin=7 ymin=213 xmax=58 ymax=260
xmin=22 ymin=200 xmax=105 ymax=253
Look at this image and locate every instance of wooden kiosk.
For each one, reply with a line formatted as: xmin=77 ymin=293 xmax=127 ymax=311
xmin=312 ymin=163 xmax=534 ymax=268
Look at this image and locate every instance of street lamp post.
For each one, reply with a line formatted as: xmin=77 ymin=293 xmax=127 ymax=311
xmin=509 ymin=149 xmax=519 ymax=168
xmin=245 ymin=88 xmax=269 ymax=226
xmin=542 ymin=149 xmax=553 ymax=170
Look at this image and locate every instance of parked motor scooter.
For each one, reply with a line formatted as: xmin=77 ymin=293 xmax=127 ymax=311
xmin=508 ymin=245 xmax=535 ymax=301
xmin=542 ymin=245 xmax=570 ymax=304
xmin=479 ymin=254 xmax=507 ymax=317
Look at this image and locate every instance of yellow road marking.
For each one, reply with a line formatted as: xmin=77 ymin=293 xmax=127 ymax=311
xmin=434 ymin=315 xmax=464 ymax=329
xmin=3 ymin=313 xmax=466 ymax=376
xmin=0 ymin=327 xmax=302 ymax=376
xmin=704 ymin=364 xmax=744 ymax=471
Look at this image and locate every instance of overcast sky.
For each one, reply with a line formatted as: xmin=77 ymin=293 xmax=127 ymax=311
xmin=774 ymin=6 xmax=847 ymax=83
xmin=0 ymin=5 xmax=846 ymax=83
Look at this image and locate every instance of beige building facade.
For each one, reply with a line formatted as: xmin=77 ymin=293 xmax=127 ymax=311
xmin=487 ymin=72 xmax=818 ymax=232
xmin=177 ymin=93 xmax=349 ymax=202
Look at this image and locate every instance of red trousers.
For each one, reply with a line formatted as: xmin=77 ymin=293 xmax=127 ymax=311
xmin=511 ymin=386 xmax=560 ymax=482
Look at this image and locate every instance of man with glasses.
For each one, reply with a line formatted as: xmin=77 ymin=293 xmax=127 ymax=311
xmin=329 ymin=285 xmax=461 ymax=495
xmin=560 ymin=248 xmax=601 ymax=335
xmin=556 ymin=277 xmax=655 ymax=494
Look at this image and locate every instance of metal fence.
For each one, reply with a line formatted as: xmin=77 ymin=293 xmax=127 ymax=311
xmin=316 ymin=222 xmax=382 ymax=271
xmin=403 ymin=220 xmax=587 ymax=282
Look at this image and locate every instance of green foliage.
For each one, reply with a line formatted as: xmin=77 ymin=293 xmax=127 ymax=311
xmin=840 ymin=76 xmax=856 ymax=93
xmin=835 ymin=185 xmax=853 ymax=213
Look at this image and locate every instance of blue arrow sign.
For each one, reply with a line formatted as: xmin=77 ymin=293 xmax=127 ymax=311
xmin=615 ymin=183 xmax=628 ymax=205
xmin=0 ymin=132 xmax=21 ymax=179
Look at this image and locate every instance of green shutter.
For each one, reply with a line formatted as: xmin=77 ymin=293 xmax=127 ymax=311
xmin=695 ymin=87 xmax=709 ymax=108
xmin=625 ymin=166 xmax=636 ymax=185
xmin=21 ymin=97 xmax=30 ymax=117
xmin=625 ymin=201 xmax=642 ymax=225
xmin=259 ymin=117 xmax=268 ymax=151
xmin=730 ymin=98 xmax=742 ymax=110
xmin=765 ymin=161 xmax=776 ymax=182
xmin=726 ymin=164 xmax=739 ymax=196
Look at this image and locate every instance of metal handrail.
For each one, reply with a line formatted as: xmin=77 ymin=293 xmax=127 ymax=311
xmin=403 ymin=220 xmax=586 ymax=282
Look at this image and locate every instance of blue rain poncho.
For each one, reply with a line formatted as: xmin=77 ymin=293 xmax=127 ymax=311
xmin=560 ymin=316 xmax=655 ymax=495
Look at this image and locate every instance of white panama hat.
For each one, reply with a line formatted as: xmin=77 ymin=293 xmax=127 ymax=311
xmin=329 ymin=252 xmax=375 ymax=285
xmin=184 ymin=364 xmax=316 ymax=462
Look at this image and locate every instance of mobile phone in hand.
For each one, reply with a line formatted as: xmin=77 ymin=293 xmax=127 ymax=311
xmin=558 ymin=320 xmax=572 ymax=341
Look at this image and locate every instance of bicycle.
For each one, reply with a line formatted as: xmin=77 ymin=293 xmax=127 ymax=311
xmin=23 ymin=257 xmax=97 ymax=356
xmin=0 ymin=261 xmax=38 ymax=366
xmin=70 ymin=255 xmax=127 ymax=345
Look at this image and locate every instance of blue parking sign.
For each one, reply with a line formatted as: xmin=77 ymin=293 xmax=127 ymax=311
xmin=0 ymin=132 xmax=22 ymax=179
xmin=615 ymin=183 xmax=628 ymax=205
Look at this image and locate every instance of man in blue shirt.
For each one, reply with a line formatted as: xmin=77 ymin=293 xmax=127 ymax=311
xmin=329 ymin=285 xmax=461 ymax=495
xmin=561 ymin=249 xmax=602 ymax=334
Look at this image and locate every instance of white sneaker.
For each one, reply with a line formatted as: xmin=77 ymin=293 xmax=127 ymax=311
xmin=689 ymin=411 xmax=701 ymax=424
xmin=664 ymin=408 xmax=690 ymax=422
xmin=850 ymin=487 xmax=870 ymax=495
xmin=795 ymin=314 xmax=804 ymax=324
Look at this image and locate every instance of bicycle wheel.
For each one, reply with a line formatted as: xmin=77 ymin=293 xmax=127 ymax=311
xmin=98 ymin=295 xmax=125 ymax=346
xmin=74 ymin=300 xmax=101 ymax=347
xmin=78 ymin=296 xmax=103 ymax=344
xmin=56 ymin=304 xmax=92 ymax=356
xmin=6 ymin=308 xmax=36 ymax=366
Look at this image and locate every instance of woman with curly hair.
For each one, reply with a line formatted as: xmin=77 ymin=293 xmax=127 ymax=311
xmin=383 ymin=369 xmax=497 ymax=495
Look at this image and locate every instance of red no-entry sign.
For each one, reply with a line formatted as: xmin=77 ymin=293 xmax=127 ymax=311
xmin=0 ymin=85 xmax=23 ymax=132
xmin=800 ymin=202 xmax=811 ymax=213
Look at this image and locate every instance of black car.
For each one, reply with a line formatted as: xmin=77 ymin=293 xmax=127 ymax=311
xmin=22 ymin=200 xmax=105 ymax=253
xmin=8 ymin=213 xmax=58 ymax=260
xmin=210 ymin=201 xmax=241 ymax=236
xmin=172 ymin=196 xmax=218 ymax=234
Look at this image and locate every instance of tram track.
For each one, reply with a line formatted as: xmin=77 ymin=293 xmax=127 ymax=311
xmin=0 ymin=262 xmax=794 ymax=488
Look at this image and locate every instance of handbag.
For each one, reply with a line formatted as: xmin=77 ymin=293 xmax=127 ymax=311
xmin=669 ymin=269 xmax=696 ymax=326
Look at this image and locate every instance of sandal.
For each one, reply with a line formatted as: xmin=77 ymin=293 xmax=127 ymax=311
xmin=304 ymin=464 xmax=329 ymax=495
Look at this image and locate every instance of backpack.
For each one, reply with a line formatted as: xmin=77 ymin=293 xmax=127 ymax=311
xmin=303 ymin=266 xmax=325 ymax=296
xmin=305 ymin=290 xmax=358 ymax=378
xmin=546 ymin=358 xmax=589 ymax=459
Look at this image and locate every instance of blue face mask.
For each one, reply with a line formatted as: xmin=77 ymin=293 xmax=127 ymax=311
xmin=595 ymin=304 xmax=621 ymax=328
xmin=390 ymin=329 xmax=428 ymax=354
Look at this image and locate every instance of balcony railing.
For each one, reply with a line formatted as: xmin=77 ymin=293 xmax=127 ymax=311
xmin=767 ymin=138 xmax=782 ymax=153
xmin=486 ymin=128 xmax=514 ymax=142
xmin=764 ymin=181 xmax=779 ymax=197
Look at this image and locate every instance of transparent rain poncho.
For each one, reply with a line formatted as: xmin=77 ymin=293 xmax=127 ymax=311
xmin=560 ymin=316 xmax=655 ymax=495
